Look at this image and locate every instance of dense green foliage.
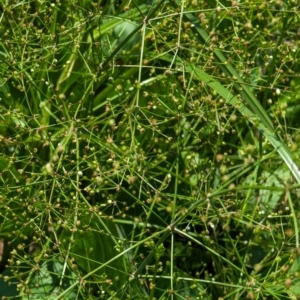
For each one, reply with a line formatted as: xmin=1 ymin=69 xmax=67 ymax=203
xmin=0 ymin=0 xmax=300 ymax=299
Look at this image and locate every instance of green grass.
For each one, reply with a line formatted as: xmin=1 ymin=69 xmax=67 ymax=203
xmin=0 ymin=0 xmax=300 ymax=299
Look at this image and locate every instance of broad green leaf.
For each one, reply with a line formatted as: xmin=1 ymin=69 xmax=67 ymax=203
xmin=21 ymin=261 xmax=80 ymax=300
xmin=244 ymin=166 xmax=289 ymax=214
xmin=60 ymin=215 xmax=128 ymax=294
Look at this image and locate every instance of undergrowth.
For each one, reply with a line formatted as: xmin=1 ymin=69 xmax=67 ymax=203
xmin=0 ymin=0 xmax=300 ymax=299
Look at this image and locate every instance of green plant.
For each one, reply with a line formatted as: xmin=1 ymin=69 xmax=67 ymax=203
xmin=0 ymin=0 xmax=300 ymax=299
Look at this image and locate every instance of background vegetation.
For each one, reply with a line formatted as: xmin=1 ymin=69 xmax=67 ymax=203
xmin=0 ymin=0 xmax=300 ymax=299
